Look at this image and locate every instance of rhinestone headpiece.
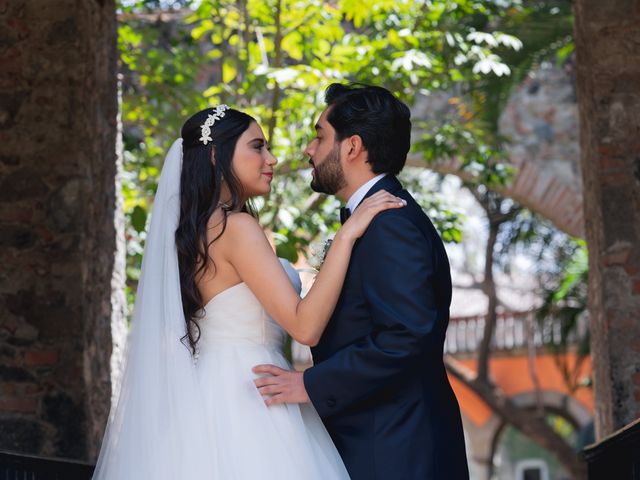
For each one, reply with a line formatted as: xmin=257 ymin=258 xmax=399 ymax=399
xmin=199 ymin=104 xmax=231 ymax=145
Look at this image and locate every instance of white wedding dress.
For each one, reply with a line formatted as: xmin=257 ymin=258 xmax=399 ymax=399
xmin=93 ymin=139 xmax=348 ymax=479
xmin=194 ymin=264 xmax=349 ymax=479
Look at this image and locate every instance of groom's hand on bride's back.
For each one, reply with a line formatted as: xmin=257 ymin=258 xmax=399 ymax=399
xmin=252 ymin=365 xmax=310 ymax=406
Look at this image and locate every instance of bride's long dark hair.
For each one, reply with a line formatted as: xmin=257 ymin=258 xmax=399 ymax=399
xmin=176 ymin=107 xmax=255 ymax=353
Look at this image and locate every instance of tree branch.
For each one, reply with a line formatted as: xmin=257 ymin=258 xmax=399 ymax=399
xmin=476 ymin=220 xmax=499 ymax=382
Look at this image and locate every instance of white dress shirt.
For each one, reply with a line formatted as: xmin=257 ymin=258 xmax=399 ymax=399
xmin=345 ymin=174 xmax=387 ymax=213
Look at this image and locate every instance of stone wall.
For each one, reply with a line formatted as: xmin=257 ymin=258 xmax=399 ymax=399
xmin=0 ymin=0 xmax=123 ymax=461
xmin=408 ymin=60 xmax=585 ymax=238
xmin=498 ymin=60 xmax=584 ymax=238
xmin=573 ymin=0 xmax=640 ymax=438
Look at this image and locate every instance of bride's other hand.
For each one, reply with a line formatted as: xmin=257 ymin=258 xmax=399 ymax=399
xmin=339 ymin=190 xmax=407 ymax=242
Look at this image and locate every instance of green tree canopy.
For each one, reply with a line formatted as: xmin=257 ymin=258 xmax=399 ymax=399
xmin=118 ymin=0 xmax=536 ymax=294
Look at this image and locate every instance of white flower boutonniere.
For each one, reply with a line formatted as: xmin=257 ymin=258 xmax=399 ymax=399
xmin=321 ymin=238 xmax=333 ymax=264
xmin=308 ymin=236 xmax=334 ymax=270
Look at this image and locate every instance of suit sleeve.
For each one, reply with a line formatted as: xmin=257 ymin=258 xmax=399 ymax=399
xmin=303 ymin=212 xmax=442 ymax=418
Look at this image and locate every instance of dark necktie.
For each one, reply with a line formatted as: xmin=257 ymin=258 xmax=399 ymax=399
xmin=339 ymin=206 xmax=351 ymax=224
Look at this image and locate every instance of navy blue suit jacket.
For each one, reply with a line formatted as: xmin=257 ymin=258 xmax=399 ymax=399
xmin=304 ymin=176 xmax=469 ymax=479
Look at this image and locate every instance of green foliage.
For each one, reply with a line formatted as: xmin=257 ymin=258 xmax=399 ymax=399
xmin=535 ymin=239 xmax=590 ymax=393
xmin=476 ymin=191 xmax=590 ymax=373
xmin=117 ymin=0 xmax=533 ymax=300
xmin=416 ymin=1 xmax=574 ymax=187
xmin=537 ymin=240 xmax=588 ymax=342
xmin=468 ymin=0 xmax=574 ymax=133
xmin=400 ymin=168 xmax=464 ymax=243
xmin=547 ymin=413 xmax=576 ymax=444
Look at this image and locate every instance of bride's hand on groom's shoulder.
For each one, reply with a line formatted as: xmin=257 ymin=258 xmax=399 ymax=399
xmin=252 ymin=364 xmax=310 ymax=406
xmin=339 ymin=190 xmax=406 ymax=242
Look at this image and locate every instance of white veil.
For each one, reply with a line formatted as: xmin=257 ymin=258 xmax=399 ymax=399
xmin=93 ymin=139 xmax=218 ymax=479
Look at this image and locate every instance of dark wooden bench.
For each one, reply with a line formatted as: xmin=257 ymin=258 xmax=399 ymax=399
xmin=0 ymin=450 xmax=94 ymax=480
xmin=583 ymin=418 xmax=640 ymax=480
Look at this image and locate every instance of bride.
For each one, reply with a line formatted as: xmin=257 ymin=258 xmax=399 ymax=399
xmin=92 ymin=105 xmax=405 ymax=479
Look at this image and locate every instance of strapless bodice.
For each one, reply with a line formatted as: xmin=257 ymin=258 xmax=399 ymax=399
xmin=199 ymin=283 xmax=286 ymax=349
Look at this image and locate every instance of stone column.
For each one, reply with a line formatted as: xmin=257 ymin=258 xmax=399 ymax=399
xmin=0 ymin=0 xmax=124 ymax=460
xmin=573 ymin=0 xmax=640 ymax=438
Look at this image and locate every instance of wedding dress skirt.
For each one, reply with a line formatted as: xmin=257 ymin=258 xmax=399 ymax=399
xmin=193 ymin=279 xmax=349 ymax=479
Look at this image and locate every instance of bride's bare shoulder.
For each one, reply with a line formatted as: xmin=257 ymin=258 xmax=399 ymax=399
xmin=205 ymin=210 xmax=260 ymax=247
xmin=220 ymin=212 xmax=264 ymax=241
xmin=206 ymin=211 xmax=267 ymax=265
xmin=225 ymin=211 xmax=260 ymax=229
xmin=216 ymin=212 xmax=270 ymax=262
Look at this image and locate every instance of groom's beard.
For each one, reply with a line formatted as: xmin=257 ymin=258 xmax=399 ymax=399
xmin=310 ymin=144 xmax=347 ymax=195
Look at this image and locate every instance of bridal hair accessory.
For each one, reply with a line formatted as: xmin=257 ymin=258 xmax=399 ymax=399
xmin=199 ymin=104 xmax=231 ymax=145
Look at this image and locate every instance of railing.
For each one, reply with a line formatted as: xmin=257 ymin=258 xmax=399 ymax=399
xmin=444 ymin=310 xmax=589 ymax=354
xmin=0 ymin=450 xmax=94 ymax=480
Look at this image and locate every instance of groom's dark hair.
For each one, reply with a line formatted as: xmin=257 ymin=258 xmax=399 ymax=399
xmin=324 ymin=83 xmax=411 ymax=175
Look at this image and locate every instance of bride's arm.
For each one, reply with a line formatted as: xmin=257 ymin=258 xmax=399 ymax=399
xmin=223 ymin=190 xmax=405 ymax=346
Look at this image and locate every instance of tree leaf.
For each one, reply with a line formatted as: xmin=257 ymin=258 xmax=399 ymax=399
xmin=131 ymin=205 xmax=148 ymax=233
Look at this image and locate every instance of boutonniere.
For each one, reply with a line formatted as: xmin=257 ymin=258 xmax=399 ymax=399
xmin=309 ymin=236 xmax=334 ymax=270
xmin=321 ymin=238 xmax=333 ymax=264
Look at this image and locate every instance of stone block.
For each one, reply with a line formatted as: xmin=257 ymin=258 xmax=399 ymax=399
xmin=0 ymin=418 xmax=44 ymax=453
xmin=0 ymin=205 xmax=33 ymax=223
xmin=0 ymin=382 xmax=17 ymax=395
xmin=0 ymin=224 xmax=37 ymax=249
xmin=44 ymin=392 xmax=87 ymax=459
xmin=0 ymin=344 xmax=16 ymax=360
xmin=47 ymin=179 xmax=84 ymax=233
xmin=0 ymin=91 xmax=29 ymax=130
xmin=24 ymin=350 xmax=58 ymax=366
xmin=0 ymin=155 xmax=19 ymax=166
xmin=0 ymin=366 xmax=35 ymax=382
xmin=13 ymin=321 xmax=38 ymax=341
xmin=0 ymin=395 xmax=38 ymax=414
xmin=0 ymin=166 xmax=49 ymax=202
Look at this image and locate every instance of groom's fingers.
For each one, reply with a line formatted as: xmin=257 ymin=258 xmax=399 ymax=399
xmin=257 ymin=384 xmax=282 ymax=395
xmin=254 ymin=376 xmax=279 ymax=388
xmin=264 ymin=393 xmax=286 ymax=406
xmin=252 ymin=364 xmax=285 ymax=375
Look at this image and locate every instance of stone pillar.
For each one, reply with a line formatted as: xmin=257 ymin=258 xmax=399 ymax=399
xmin=573 ymin=0 xmax=640 ymax=438
xmin=0 ymin=0 xmax=124 ymax=461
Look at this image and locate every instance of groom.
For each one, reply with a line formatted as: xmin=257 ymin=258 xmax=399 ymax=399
xmin=254 ymin=83 xmax=469 ymax=479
